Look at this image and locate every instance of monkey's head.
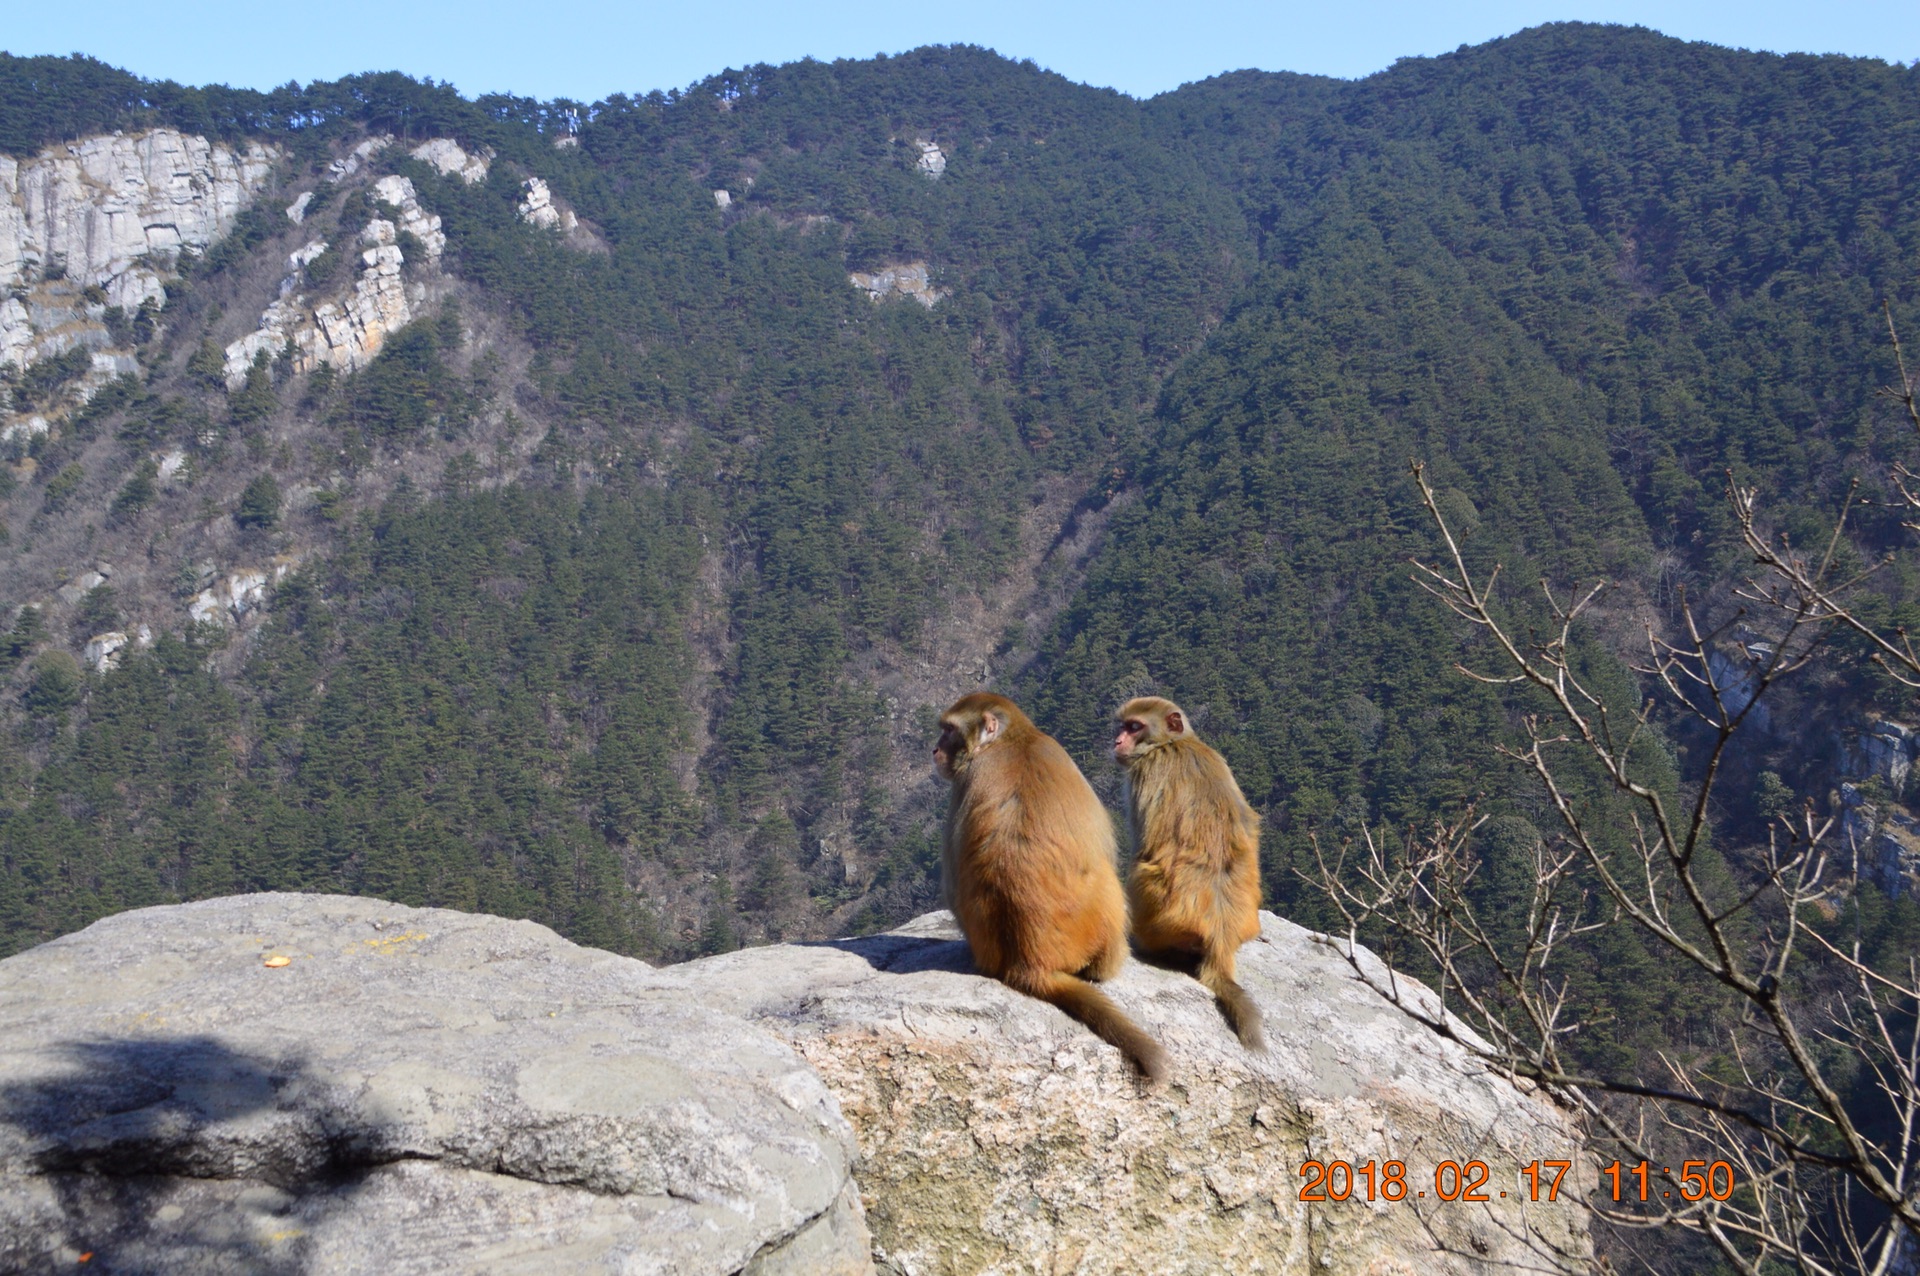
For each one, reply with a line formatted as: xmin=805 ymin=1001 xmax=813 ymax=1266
xmin=1114 ymin=696 xmax=1190 ymax=764
xmin=934 ymin=692 xmax=1027 ymax=781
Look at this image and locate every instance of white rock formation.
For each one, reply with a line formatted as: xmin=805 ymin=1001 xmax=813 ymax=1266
xmin=713 ymin=188 xmax=733 ymax=209
xmin=409 ymin=138 xmax=491 ymax=184
xmin=224 ymin=178 xmax=443 ymax=386
xmin=1706 ymin=644 xmax=1772 ymax=736
xmin=155 ymin=449 xmax=187 ymax=482
xmin=284 ymin=191 xmax=312 ymax=223
xmin=327 ymin=135 xmax=391 ymax=181
xmin=188 ymin=557 xmax=298 ymax=626
xmin=0 ymin=130 xmax=279 ymax=370
xmin=1844 ymin=718 xmax=1916 ymax=793
xmin=81 ymin=631 xmax=127 ymax=673
xmin=0 ymin=896 xmax=1585 ymax=1275
xmin=1839 ymin=782 xmax=1920 ymax=903
xmin=915 ymin=139 xmax=946 ymax=177
xmin=0 ymin=415 xmax=49 ymax=446
xmin=371 ymin=175 xmax=446 ymax=259
xmin=54 ymin=571 xmax=105 ymax=606
xmin=848 ymin=261 xmax=942 ymax=307
xmin=518 ymin=177 xmax=577 ymax=231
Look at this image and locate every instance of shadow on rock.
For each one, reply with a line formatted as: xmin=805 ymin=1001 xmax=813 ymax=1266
xmin=0 ymin=1035 xmax=366 ymax=1276
xmin=808 ymin=932 xmax=977 ymax=977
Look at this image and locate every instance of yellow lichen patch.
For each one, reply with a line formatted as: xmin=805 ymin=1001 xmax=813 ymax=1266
xmin=263 ymin=955 xmax=292 ymax=968
xmin=360 ymin=931 xmax=429 ymax=955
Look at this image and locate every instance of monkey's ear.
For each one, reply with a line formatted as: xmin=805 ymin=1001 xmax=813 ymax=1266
xmin=979 ymin=711 xmax=1004 ymax=743
xmin=1165 ymin=710 xmax=1185 ymax=735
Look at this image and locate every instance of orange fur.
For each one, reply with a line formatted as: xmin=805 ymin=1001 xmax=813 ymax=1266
xmin=1115 ymin=696 xmax=1265 ymax=1050
xmin=936 ymin=692 xmax=1167 ymax=1083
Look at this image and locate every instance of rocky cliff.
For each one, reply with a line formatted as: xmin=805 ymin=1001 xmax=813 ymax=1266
xmin=221 ymin=173 xmax=444 ymax=386
xmin=0 ymin=130 xmax=279 ymax=371
xmin=0 ymin=894 xmax=1588 ymax=1274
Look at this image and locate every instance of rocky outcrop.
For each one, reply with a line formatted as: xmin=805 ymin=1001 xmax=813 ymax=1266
xmin=1839 ymin=783 xmax=1920 ymax=902
xmin=0 ymin=896 xmax=1587 ymax=1274
xmin=326 ymin=136 xmax=390 ymax=182
xmin=915 ymin=140 xmax=947 ymax=177
xmin=223 ymin=176 xmax=443 ymax=386
xmin=0 ymin=894 xmax=872 ymax=1275
xmin=668 ymin=911 xmax=1589 ymax=1275
xmin=0 ymin=130 xmax=278 ymax=377
xmin=1705 ymin=643 xmax=1773 ymax=736
xmin=849 ymin=262 xmax=942 ymax=308
xmin=409 ymin=138 xmax=491 ymax=185
xmin=188 ymin=557 xmax=299 ymax=627
xmin=520 ymin=177 xmax=578 ymax=231
xmin=1842 ymin=718 xmax=1917 ymax=794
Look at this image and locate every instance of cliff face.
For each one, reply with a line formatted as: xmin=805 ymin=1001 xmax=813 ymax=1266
xmin=0 ymin=895 xmax=1587 ymax=1274
xmin=221 ymin=173 xmax=445 ymax=386
xmin=0 ymin=130 xmax=279 ymax=370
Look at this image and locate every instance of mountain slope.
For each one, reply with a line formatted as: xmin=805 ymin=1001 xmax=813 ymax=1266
xmin=0 ymin=28 xmax=1916 ymax=974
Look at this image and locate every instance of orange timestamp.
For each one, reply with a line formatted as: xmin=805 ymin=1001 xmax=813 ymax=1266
xmin=1297 ymin=1158 xmax=1574 ymax=1203
xmin=1600 ymin=1159 xmax=1737 ymax=1203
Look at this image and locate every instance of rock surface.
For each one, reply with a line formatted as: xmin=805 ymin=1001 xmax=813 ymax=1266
xmin=0 ymin=894 xmax=872 ymax=1275
xmin=0 ymin=130 xmax=279 ymax=371
xmin=849 ymin=262 xmax=942 ymax=308
xmin=409 ymin=138 xmax=492 ymax=185
xmin=521 ymin=177 xmax=578 ymax=232
xmin=186 ymin=557 xmax=299 ymax=628
xmin=0 ymin=895 xmax=1587 ymax=1274
xmin=223 ymin=176 xmax=443 ymax=386
xmin=664 ymin=911 xmax=1590 ymax=1275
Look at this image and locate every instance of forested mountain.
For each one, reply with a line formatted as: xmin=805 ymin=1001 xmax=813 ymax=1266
xmin=0 ymin=22 xmax=1916 ymax=1022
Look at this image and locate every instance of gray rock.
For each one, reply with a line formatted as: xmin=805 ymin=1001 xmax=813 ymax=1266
xmin=0 ymin=131 xmax=279 ymax=371
xmin=0 ymin=893 xmax=872 ymax=1275
xmin=664 ymin=911 xmax=1591 ymax=1275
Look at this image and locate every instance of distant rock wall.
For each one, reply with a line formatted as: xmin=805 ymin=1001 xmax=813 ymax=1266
xmin=223 ymin=176 xmax=443 ymax=386
xmin=409 ymin=138 xmax=491 ymax=185
xmin=849 ymin=261 xmax=942 ymax=307
xmin=519 ymin=177 xmax=577 ymax=232
xmin=0 ymin=130 xmax=279 ymax=371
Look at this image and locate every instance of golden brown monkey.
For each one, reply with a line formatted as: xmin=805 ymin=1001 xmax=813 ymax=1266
xmin=935 ymin=692 xmax=1168 ymax=1084
xmin=1114 ymin=697 xmax=1265 ymax=1050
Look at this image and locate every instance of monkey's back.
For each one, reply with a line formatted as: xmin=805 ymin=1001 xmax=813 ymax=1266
xmin=1128 ymin=740 xmax=1262 ymax=953
xmin=950 ymin=731 xmax=1126 ymax=981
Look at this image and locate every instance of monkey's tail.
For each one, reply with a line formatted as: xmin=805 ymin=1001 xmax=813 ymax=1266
xmin=1199 ymin=956 xmax=1266 ymax=1053
xmin=1012 ymin=969 xmax=1168 ymax=1085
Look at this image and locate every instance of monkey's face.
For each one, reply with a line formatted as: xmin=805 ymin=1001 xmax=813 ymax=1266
xmin=1114 ymin=702 xmax=1186 ymax=764
xmin=934 ymin=708 xmax=1004 ymax=781
xmin=933 ymin=719 xmax=968 ymax=781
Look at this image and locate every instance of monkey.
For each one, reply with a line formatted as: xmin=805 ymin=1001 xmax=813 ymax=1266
xmin=934 ymin=692 xmax=1169 ymax=1084
xmin=1113 ymin=696 xmax=1266 ymax=1051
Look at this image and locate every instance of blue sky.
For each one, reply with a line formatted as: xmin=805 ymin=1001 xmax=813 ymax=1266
xmin=7 ymin=0 xmax=1918 ymax=102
